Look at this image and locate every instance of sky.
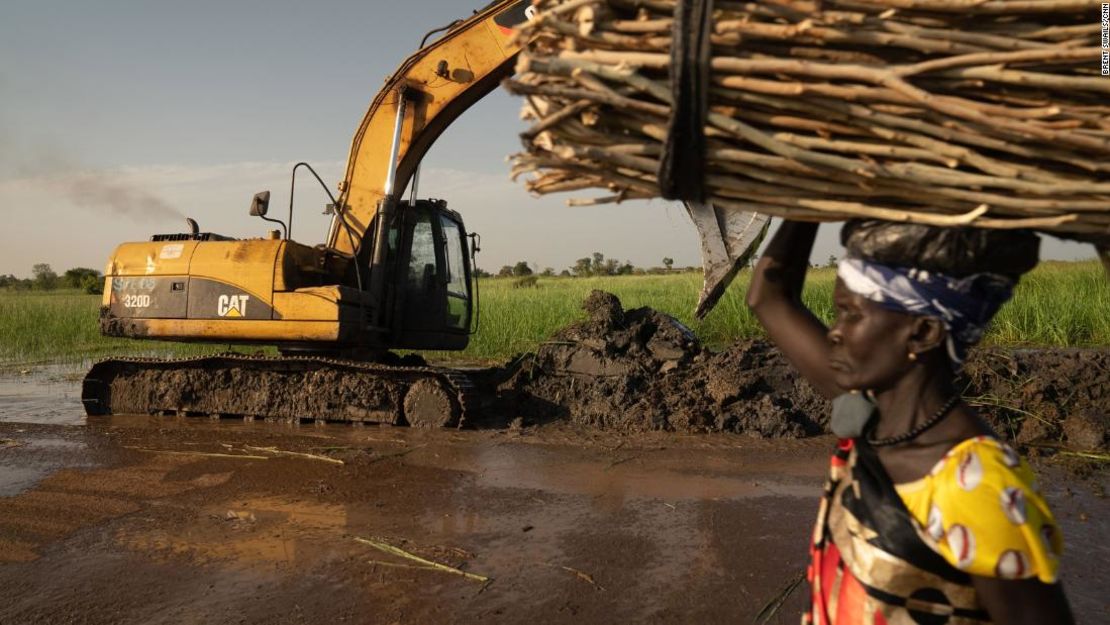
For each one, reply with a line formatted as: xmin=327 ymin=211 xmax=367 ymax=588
xmin=0 ymin=0 xmax=1095 ymax=279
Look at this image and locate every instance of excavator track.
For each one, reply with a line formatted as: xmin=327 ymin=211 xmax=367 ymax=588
xmin=81 ymin=354 xmax=483 ymax=428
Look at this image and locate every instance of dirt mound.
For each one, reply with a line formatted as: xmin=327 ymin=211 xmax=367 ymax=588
xmin=534 ymin=290 xmax=700 ymax=379
xmin=962 ymin=348 xmax=1110 ymax=451
xmin=496 ymin=291 xmax=1110 ymax=451
xmin=499 ymin=291 xmax=826 ymax=437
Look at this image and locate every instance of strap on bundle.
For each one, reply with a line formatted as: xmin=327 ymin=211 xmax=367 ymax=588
xmin=658 ymin=0 xmax=714 ymax=202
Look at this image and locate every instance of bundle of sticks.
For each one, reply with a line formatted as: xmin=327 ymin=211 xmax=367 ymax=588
xmin=506 ymin=0 xmax=1110 ymax=235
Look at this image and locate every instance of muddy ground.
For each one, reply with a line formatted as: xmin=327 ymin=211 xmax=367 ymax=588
xmin=495 ymin=291 xmax=1110 ymax=452
xmin=86 ymin=292 xmax=1109 ymax=453
xmin=0 ymin=403 xmax=837 ymax=624
xmin=1 ymin=409 xmax=1108 ymax=624
xmin=1 ymin=292 xmax=1108 ymax=623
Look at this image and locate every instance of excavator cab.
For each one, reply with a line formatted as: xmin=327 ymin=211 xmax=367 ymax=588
xmin=390 ymin=199 xmax=473 ymax=350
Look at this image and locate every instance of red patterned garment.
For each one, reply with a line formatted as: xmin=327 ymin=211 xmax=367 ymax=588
xmin=805 ymin=439 xmax=990 ymax=624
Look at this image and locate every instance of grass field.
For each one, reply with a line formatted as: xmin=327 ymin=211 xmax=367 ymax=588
xmin=457 ymin=260 xmax=1110 ymax=361
xmin=0 ymin=290 xmax=228 ymax=367
xmin=0 ymin=261 xmax=1106 ymax=366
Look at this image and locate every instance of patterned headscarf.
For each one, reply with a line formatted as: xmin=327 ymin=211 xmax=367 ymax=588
xmin=837 ymin=258 xmax=1016 ymax=364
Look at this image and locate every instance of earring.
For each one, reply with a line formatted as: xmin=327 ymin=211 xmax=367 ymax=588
xmin=908 ymin=351 xmax=918 ymax=362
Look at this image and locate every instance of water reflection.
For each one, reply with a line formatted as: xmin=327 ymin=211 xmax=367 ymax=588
xmin=0 ymin=364 xmax=86 ymax=426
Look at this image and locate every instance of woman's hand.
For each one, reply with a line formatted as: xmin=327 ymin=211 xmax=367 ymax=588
xmin=746 ymin=221 xmax=842 ymax=398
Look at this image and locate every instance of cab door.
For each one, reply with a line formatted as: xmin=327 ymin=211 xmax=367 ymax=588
xmin=438 ymin=213 xmax=472 ymax=334
xmin=392 ymin=200 xmax=471 ymax=350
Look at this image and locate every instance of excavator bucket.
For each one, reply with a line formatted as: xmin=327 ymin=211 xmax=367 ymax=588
xmin=685 ymin=203 xmax=770 ymax=320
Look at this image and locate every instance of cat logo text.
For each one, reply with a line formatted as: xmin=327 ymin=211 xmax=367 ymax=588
xmin=217 ymin=295 xmax=250 ymax=318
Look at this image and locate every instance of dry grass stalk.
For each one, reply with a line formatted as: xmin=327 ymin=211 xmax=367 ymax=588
xmin=354 ymin=536 xmax=491 ymax=583
xmin=243 ymin=445 xmax=345 ymax=465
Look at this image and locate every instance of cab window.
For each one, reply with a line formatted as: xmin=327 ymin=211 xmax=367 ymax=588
xmin=439 ymin=215 xmax=470 ymax=330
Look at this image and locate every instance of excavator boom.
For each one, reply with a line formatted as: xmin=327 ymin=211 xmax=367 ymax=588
xmin=329 ymin=0 xmax=531 ymax=253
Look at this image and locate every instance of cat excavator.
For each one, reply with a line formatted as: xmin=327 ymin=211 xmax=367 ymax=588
xmin=81 ymin=0 xmax=767 ymax=427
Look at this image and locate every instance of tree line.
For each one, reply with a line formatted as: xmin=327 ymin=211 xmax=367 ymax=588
xmin=481 ymin=253 xmax=845 ymax=278
xmin=0 ymin=264 xmax=103 ymax=294
xmin=482 ymin=252 xmax=693 ymax=279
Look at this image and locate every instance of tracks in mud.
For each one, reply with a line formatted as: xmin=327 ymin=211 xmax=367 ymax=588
xmin=82 ymin=355 xmax=487 ymax=428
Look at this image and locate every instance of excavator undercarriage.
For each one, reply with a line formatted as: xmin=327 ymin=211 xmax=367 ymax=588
xmin=82 ymin=354 xmax=484 ymax=428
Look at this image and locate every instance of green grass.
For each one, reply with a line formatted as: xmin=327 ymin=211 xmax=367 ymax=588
xmin=1 ymin=261 xmax=1105 ymax=366
xmin=446 ymin=261 xmax=1107 ymax=361
xmin=0 ymin=290 xmax=242 ymax=366
xmin=984 ymin=261 xmax=1110 ymax=348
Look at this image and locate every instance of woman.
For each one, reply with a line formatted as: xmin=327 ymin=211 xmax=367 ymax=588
xmin=745 ymin=221 xmax=1074 ymax=624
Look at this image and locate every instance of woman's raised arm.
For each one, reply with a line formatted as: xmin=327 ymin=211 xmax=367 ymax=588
xmin=746 ymin=221 xmax=841 ymax=398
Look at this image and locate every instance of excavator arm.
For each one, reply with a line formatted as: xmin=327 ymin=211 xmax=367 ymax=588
xmin=329 ymin=0 xmax=533 ymax=253
xmin=327 ymin=0 xmax=767 ymax=319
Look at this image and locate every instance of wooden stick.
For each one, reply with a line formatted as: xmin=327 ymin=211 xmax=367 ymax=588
xmin=521 ymin=99 xmax=595 ymax=139
xmin=355 ymin=537 xmax=490 ymax=583
xmin=509 ymin=1 xmax=1110 ymax=235
xmin=829 ymin=0 xmax=1104 ymax=16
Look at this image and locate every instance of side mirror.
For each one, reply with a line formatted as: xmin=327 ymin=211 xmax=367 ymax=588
xmin=250 ymin=191 xmax=271 ymax=217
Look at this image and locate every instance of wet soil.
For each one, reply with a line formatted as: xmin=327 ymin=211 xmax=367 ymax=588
xmin=2 ymin=343 xmax=1109 ymax=621
xmin=0 ymin=415 xmax=831 ymax=624
xmin=496 ymin=291 xmax=1110 ymax=452
xmin=76 ymin=292 xmax=1109 ymax=455
xmin=1 ymin=416 xmax=1108 ymax=625
xmin=1 ymin=292 xmax=1107 ymax=623
xmin=0 ymin=365 xmax=85 ymax=426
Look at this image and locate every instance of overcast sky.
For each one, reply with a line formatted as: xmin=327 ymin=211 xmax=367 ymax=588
xmin=0 ymin=0 xmax=1094 ymax=278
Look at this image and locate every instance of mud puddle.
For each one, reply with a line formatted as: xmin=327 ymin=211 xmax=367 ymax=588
xmin=1 ymin=416 xmax=1108 ymax=623
xmin=0 ymin=418 xmax=834 ymax=623
xmin=0 ymin=425 xmax=94 ymax=496
xmin=419 ymin=434 xmax=821 ymax=501
xmin=0 ymin=363 xmax=87 ymax=425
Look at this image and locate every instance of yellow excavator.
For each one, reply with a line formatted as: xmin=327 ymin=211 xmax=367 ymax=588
xmin=82 ymin=0 xmax=767 ymax=427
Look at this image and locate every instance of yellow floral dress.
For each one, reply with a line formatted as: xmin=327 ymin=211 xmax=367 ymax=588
xmin=895 ymin=436 xmax=1063 ymax=583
